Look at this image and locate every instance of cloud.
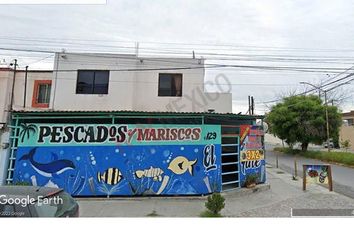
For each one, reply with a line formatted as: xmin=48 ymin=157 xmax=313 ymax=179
xmin=1 ymin=0 xmax=354 ymax=113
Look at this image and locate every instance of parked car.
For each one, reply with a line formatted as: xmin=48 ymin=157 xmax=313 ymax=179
xmin=324 ymin=142 xmax=334 ymax=148
xmin=0 ymin=186 xmax=79 ymax=217
xmin=324 ymin=139 xmax=334 ymax=149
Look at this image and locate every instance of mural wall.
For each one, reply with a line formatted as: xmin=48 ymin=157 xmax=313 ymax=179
xmin=239 ymin=125 xmax=266 ymax=186
xmin=13 ymin=124 xmax=221 ymax=196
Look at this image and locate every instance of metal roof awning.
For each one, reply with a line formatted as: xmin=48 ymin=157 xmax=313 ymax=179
xmin=12 ymin=109 xmax=264 ymax=120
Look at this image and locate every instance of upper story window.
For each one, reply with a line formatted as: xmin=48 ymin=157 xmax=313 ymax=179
xmin=76 ymin=70 xmax=109 ymax=94
xmin=32 ymin=80 xmax=52 ymax=108
xmin=158 ymin=73 xmax=182 ymax=97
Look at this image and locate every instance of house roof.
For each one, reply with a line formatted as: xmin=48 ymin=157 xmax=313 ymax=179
xmin=343 ymin=110 xmax=354 ymax=118
xmin=0 ymin=67 xmax=52 ymax=73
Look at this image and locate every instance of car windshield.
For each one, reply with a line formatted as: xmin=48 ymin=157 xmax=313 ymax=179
xmin=34 ymin=191 xmax=76 ymax=217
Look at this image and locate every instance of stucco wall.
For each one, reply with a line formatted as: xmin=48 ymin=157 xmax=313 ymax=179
xmin=340 ymin=125 xmax=354 ymax=151
xmin=52 ymin=53 xmax=232 ymax=113
xmin=12 ymin=71 xmax=53 ymax=111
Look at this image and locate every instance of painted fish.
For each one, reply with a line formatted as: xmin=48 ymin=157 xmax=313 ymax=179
xmin=19 ymin=148 xmax=75 ymax=178
xmin=168 ymin=156 xmax=197 ymax=175
xmin=97 ymin=168 xmax=123 ymax=185
xmin=135 ymin=166 xmax=164 ymax=181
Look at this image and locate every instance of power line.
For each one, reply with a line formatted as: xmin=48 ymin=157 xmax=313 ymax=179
xmin=260 ymin=73 xmax=354 ymax=104
xmin=3 ymin=35 xmax=354 ymax=53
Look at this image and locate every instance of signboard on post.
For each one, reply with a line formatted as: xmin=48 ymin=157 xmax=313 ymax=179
xmin=303 ymin=164 xmax=333 ymax=191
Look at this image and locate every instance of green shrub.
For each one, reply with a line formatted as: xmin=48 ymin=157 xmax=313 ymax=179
xmin=274 ymin=147 xmax=354 ymax=167
xmin=7 ymin=181 xmax=31 ymax=186
xmin=200 ymin=210 xmax=222 ymax=217
xmin=245 ymin=174 xmax=258 ymax=186
xmin=205 ymin=193 xmax=225 ymax=215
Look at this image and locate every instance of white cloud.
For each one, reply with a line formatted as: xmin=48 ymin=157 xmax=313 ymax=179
xmin=1 ymin=0 xmax=354 ymax=113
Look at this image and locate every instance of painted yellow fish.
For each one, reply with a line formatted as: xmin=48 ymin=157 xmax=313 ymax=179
xmin=168 ymin=156 xmax=197 ymax=175
xmin=135 ymin=166 xmax=164 ymax=181
xmin=97 ymin=168 xmax=123 ymax=185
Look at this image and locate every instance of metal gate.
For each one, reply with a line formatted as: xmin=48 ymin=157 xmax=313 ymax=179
xmin=6 ymin=118 xmax=20 ymax=184
xmin=221 ymin=125 xmax=240 ymax=191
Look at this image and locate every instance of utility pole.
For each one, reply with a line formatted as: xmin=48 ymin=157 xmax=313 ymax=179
xmin=135 ymin=42 xmax=139 ymax=58
xmin=9 ymin=59 xmax=17 ymax=112
xmin=324 ymin=90 xmax=330 ymax=152
xmin=248 ymin=96 xmax=251 ymax=115
xmin=23 ymin=65 xmax=28 ymax=108
xmin=300 ymin=81 xmax=332 ymax=152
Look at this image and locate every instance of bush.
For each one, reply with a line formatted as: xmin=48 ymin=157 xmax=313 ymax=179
xmin=341 ymin=140 xmax=351 ymax=152
xmin=7 ymin=181 xmax=31 ymax=186
xmin=205 ymin=193 xmax=225 ymax=215
xmin=274 ymin=147 xmax=354 ymax=167
xmin=245 ymin=174 xmax=258 ymax=186
xmin=200 ymin=210 xmax=222 ymax=217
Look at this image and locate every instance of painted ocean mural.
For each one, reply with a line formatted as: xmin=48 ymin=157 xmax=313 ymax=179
xmin=13 ymin=124 xmax=222 ymax=196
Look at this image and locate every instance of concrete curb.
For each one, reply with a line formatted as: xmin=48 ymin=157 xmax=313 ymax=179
xmin=221 ymin=183 xmax=271 ymax=199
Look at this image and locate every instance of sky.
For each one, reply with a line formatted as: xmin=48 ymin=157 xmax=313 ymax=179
xmin=1 ymin=0 xmax=354 ymax=114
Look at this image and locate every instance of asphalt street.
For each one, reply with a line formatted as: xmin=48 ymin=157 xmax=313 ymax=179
xmin=266 ymin=143 xmax=354 ymax=199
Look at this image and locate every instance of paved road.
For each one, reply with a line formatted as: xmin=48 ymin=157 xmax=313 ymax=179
xmin=77 ymin=166 xmax=354 ymax=217
xmin=266 ymin=143 xmax=354 ymax=199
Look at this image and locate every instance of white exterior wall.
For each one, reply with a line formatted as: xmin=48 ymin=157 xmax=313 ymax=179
xmin=12 ymin=71 xmax=53 ymax=111
xmin=51 ymin=53 xmax=137 ymax=111
xmin=52 ymin=53 xmax=232 ymax=113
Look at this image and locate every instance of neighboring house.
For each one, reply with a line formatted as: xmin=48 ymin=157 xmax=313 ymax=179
xmin=50 ymin=52 xmax=232 ymax=113
xmin=340 ymin=110 xmax=354 ymax=151
xmin=0 ymin=67 xmax=53 ymax=124
xmin=0 ymin=67 xmax=53 ymax=184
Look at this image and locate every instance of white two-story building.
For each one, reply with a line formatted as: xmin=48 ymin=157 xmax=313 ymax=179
xmin=50 ymin=52 xmax=232 ymax=113
xmin=0 ymin=52 xmax=234 ymax=185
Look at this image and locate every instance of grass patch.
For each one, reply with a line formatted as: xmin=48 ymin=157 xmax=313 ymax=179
xmin=146 ymin=210 xmax=160 ymax=217
xmin=274 ymin=147 xmax=354 ymax=167
xmin=200 ymin=210 xmax=222 ymax=217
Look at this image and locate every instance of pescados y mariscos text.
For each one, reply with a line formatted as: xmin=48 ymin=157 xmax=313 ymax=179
xmin=34 ymin=125 xmax=204 ymax=144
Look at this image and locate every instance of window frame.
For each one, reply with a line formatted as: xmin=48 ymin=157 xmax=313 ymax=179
xmin=76 ymin=70 xmax=110 ymax=95
xmin=32 ymin=80 xmax=52 ymax=108
xmin=158 ymin=73 xmax=183 ymax=97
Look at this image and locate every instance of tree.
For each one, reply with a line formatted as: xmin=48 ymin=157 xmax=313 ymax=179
xmin=265 ymin=95 xmax=342 ymax=151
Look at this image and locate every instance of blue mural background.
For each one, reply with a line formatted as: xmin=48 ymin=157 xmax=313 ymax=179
xmin=13 ymin=124 xmax=222 ymax=196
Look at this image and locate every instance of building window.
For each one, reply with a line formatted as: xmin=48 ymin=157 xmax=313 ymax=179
xmin=32 ymin=80 xmax=52 ymax=108
xmin=348 ymin=119 xmax=354 ymax=126
xmin=158 ymin=73 xmax=182 ymax=97
xmin=76 ymin=70 xmax=109 ymax=94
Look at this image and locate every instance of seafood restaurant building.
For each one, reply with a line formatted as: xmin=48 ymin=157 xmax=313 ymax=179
xmin=8 ymin=110 xmax=265 ymax=196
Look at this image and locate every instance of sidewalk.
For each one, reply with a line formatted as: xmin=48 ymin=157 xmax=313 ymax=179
xmin=266 ymin=145 xmax=354 ymax=199
xmin=76 ymin=166 xmax=354 ymax=217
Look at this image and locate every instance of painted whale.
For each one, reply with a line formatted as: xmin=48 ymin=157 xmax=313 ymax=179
xmin=19 ymin=147 xmax=75 ymax=178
